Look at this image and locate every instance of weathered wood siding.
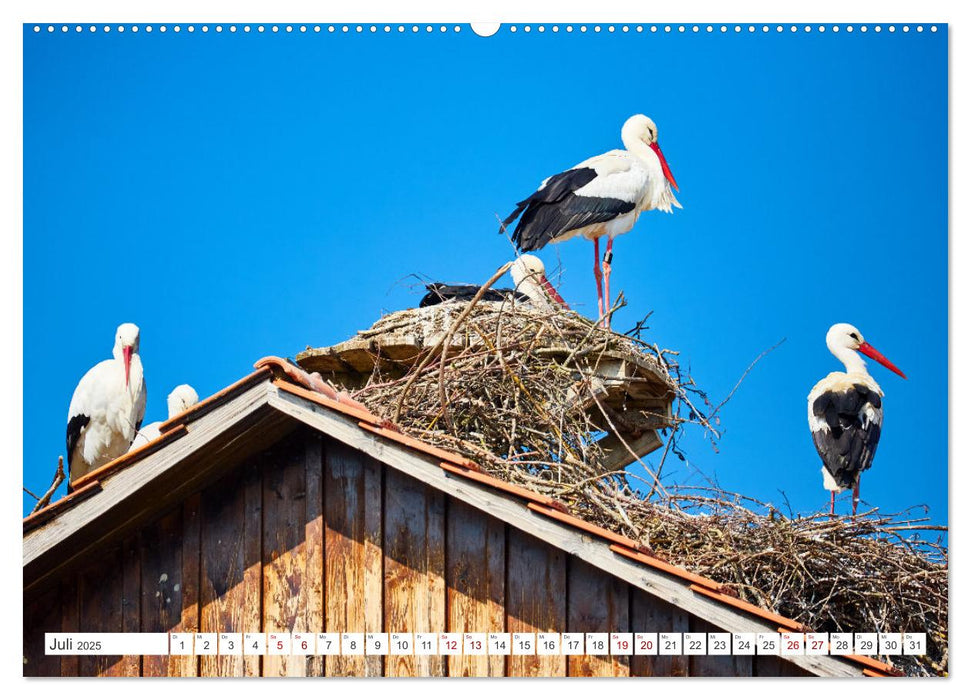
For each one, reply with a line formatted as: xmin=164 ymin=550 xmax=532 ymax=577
xmin=23 ymin=428 xmax=810 ymax=677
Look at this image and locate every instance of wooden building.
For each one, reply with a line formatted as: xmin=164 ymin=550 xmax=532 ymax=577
xmin=23 ymin=358 xmax=896 ymax=678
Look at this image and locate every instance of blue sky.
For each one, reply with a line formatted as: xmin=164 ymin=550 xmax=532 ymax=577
xmin=23 ymin=24 xmax=947 ymax=525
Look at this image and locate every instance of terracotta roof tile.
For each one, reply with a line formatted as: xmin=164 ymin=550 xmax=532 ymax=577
xmin=273 ymin=380 xmax=384 ymax=426
xmin=256 ymin=356 xmax=376 ymax=419
xmin=688 ymin=583 xmax=805 ymax=631
xmin=70 ymin=424 xmax=189 ymax=491
xmin=862 ymin=668 xmax=891 ymax=678
xmin=527 ymin=502 xmax=653 ymax=554
xmin=23 ymin=480 xmax=102 ymax=533
xmin=845 ymin=655 xmax=901 ymax=676
xmin=438 ymin=461 xmax=569 ymax=512
xmin=610 ymin=544 xmax=725 ymax=592
xmin=157 ymin=367 xmax=272 ymax=433
xmin=357 ymin=422 xmax=481 ymax=470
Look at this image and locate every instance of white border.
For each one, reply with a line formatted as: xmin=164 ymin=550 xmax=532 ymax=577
xmin=5 ymin=1 xmax=959 ymax=696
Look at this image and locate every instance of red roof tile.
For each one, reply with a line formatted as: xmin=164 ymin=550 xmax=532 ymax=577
xmin=610 ymin=544 xmax=725 ymax=592
xmin=23 ymin=480 xmax=103 ymax=532
xmin=157 ymin=367 xmax=272 ymax=434
xmin=71 ymin=424 xmax=188 ymax=491
xmin=273 ymin=379 xmax=385 ymax=426
xmin=527 ymin=502 xmax=653 ymax=554
xmin=358 ymin=422 xmax=481 ymax=470
xmin=438 ymin=460 xmax=568 ymax=512
xmin=688 ymin=583 xmax=805 ymax=631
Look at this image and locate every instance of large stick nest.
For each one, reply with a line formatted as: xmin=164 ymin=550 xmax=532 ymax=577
xmin=321 ymin=287 xmax=947 ymax=677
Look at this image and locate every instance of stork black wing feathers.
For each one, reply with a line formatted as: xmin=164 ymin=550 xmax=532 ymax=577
xmin=66 ymin=413 xmax=90 ymax=470
xmin=502 ymin=168 xmax=636 ymax=252
xmin=420 ymin=284 xmax=528 ymax=308
xmin=811 ymin=384 xmax=883 ymax=489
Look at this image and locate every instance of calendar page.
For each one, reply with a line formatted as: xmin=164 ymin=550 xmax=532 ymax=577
xmin=19 ymin=0 xmax=949 ymax=682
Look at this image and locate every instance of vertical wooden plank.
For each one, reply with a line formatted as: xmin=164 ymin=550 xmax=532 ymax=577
xmin=175 ymin=493 xmax=201 ymax=677
xmin=446 ymin=499 xmax=505 ymax=677
xmin=78 ymin=545 xmax=124 ymax=676
xmin=506 ymin=529 xmax=567 ymax=677
xmin=120 ymin=535 xmax=142 ymax=677
xmin=258 ymin=433 xmax=325 ymax=677
xmin=304 ymin=434 xmax=326 ymax=677
xmin=630 ymin=588 xmax=689 ymax=676
xmin=23 ymin=586 xmax=62 ymax=677
xmin=60 ymin=576 xmax=81 ymax=677
xmin=140 ymin=507 xmax=184 ymax=677
xmin=242 ymin=459 xmax=263 ymax=677
xmin=688 ymin=618 xmax=751 ymax=677
xmin=567 ymin=557 xmax=629 ymax=677
xmin=60 ymin=577 xmax=79 ymax=677
xmin=262 ymin=438 xmax=307 ymax=677
xmin=324 ymin=440 xmax=383 ymax=677
xmin=199 ymin=469 xmax=247 ymax=677
xmin=383 ymin=468 xmax=446 ymax=678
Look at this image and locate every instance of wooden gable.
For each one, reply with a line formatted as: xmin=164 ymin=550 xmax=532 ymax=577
xmin=23 ymin=376 xmax=882 ymax=678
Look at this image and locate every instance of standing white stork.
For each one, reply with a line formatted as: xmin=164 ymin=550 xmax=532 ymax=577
xmin=129 ymin=384 xmax=199 ymax=451
xmin=501 ymin=114 xmax=681 ymax=327
xmin=419 ymin=254 xmax=568 ymax=310
xmin=808 ymin=323 xmax=907 ymax=515
xmin=66 ymin=323 xmax=147 ymax=484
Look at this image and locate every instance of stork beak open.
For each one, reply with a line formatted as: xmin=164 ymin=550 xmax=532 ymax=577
xmin=858 ymin=342 xmax=907 ymax=379
xmin=122 ymin=345 xmax=132 ymax=388
xmin=649 ymin=141 xmax=679 ymax=192
xmin=540 ymin=276 xmax=570 ymax=310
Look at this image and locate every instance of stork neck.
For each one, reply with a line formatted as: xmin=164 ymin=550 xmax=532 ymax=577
xmin=624 ymin=137 xmax=662 ymax=175
xmin=832 ymin=345 xmax=869 ymax=376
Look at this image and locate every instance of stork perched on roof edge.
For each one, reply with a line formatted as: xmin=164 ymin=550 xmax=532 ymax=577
xmin=66 ymin=323 xmax=147 ymax=486
xmin=501 ymin=114 xmax=681 ymax=328
xmin=808 ymin=323 xmax=906 ymax=515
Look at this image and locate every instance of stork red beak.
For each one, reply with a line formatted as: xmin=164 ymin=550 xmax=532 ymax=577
xmin=649 ymin=141 xmax=679 ymax=192
xmin=541 ymin=276 xmax=570 ymax=310
xmin=122 ymin=346 xmax=132 ymax=388
xmin=858 ymin=342 xmax=907 ymax=379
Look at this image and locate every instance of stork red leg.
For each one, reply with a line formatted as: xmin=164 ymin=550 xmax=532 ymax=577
xmin=603 ymin=238 xmax=614 ymax=329
xmin=852 ymin=481 xmax=860 ymax=516
xmin=593 ymin=237 xmax=605 ymax=322
xmin=830 ymin=491 xmax=835 ymax=515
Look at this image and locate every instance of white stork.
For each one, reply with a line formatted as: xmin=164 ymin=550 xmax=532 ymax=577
xmin=419 ymin=254 xmax=568 ymax=310
xmin=129 ymin=384 xmax=199 ymax=451
xmin=66 ymin=323 xmax=147 ymax=485
xmin=501 ymin=114 xmax=681 ymax=327
xmin=808 ymin=323 xmax=907 ymax=515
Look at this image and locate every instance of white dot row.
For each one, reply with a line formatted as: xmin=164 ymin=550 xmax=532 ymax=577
xmin=33 ymin=25 xmax=466 ymax=34
xmin=31 ymin=24 xmax=940 ymax=35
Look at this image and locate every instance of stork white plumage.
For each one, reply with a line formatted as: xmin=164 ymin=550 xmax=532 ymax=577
xmin=66 ymin=323 xmax=147 ymax=485
xmin=419 ymin=254 xmax=568 ymax=310
xmin=129 ymin=384 xmax=199 ymax=451
xmin=502 ymin=114 xmax=681 ymax=327
xmin=807 ymin=323 xmax=907 ymax=515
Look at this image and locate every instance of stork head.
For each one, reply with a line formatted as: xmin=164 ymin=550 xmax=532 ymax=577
xmin=167 ymin=384 xmax=199 ymax=419
xmin=113 ymin=322 xmax=140 ymax=388
xmin=826 ymin=323 xmax=907 ymax=379
xmin=622 ymin=114 xmax=679 ymax=192
xmin=510 ymin=254 xmax=568 ymax=309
